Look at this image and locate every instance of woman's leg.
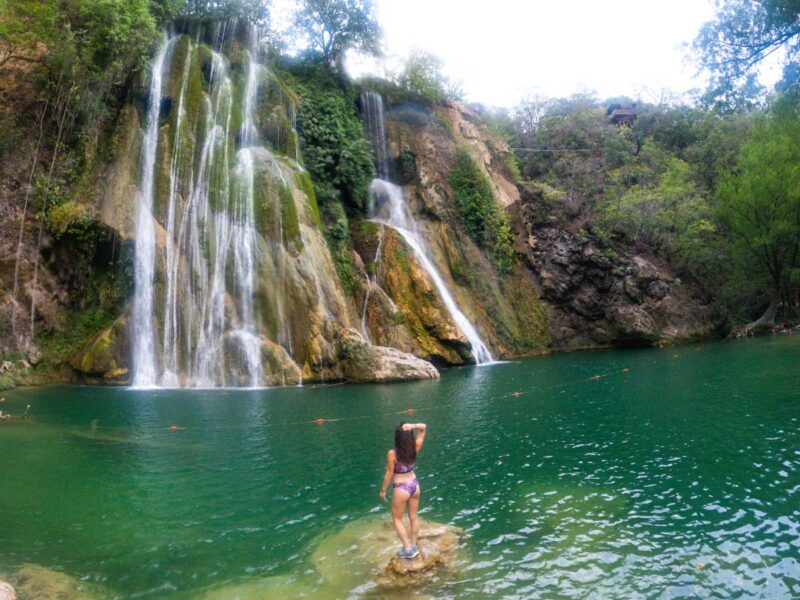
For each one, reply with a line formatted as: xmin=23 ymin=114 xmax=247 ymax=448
xmin=391 ymin=488 xmax=411 ymax=550
xmin=408 ymin=484 xmax=421 ymax=547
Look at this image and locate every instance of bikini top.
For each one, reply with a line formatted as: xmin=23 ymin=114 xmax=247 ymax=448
xmin=390 ymin=449 xmax=416 ymax=474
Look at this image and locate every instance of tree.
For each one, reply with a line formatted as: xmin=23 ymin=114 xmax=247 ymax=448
xmin=695 ymin=0 xmax=800 ymax=104
xmin=0 ymin=0 xmax=59 ymax=69
xmin=512 ymin=94 xmax=549 ymax=148
xmin=176 ymin=0 xmax=270 ymax=23
xmin=716 ymin=102 xmax=800 ymax=326
xmin=293 ymin=0 xmax=381 ymax=70
xmin=397 ymin=50 xmax=445 ymax=103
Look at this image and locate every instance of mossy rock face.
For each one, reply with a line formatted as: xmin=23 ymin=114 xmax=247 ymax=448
xmin=377 ymin=230 xmax=471 ymax=364
xmin=0 ymin=375 xmax=16 ymax=391
xmin=70 ymin=316 xmax=129 ymax=384
xmin=294 ymin=170 xmax=321 ymax=228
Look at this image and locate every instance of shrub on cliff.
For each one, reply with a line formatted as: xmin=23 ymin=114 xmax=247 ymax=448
xmin=289 ymin=63 xmax=375 ymax=212
xmin=449 ymin=147 xmax=515 ymax=274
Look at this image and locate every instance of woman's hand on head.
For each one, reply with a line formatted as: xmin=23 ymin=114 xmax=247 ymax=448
xmin=402 ymin=423 xmax=415 ymax=431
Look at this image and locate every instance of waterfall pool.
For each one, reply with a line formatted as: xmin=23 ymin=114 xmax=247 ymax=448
xmin=1 ymin=336 xmax=799 ymax=598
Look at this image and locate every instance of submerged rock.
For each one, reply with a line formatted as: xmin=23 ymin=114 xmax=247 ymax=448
xmin=377 ymin=522 xmax=463 ymax=588
xmin=311 ymin=515 xmax=464 ymax=593
xmin=7 ymin=564 xmax=104 ymax=600
xmin=0 ymin=581 xmax=16 ymax=600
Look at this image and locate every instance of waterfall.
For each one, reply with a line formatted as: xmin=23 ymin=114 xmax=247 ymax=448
xmin=362 ymin=91 xmax=390 ymax=179
xmin=369 ymin=181 xmax=493 ymax=364
xmin=131 ymin=33 xmax=271 ymax=388
xmin=360 ymin=91 xmax=493 ymax=364
xmin=132 ymin=35 xmax=174 ymax=388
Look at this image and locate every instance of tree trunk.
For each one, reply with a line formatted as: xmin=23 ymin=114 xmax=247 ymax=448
xmin=746 ymin=292 xmax=780 ymax=329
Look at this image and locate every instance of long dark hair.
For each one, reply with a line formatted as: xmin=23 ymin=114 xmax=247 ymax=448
xmin=394 ymin=422 xmax=416 ymax=464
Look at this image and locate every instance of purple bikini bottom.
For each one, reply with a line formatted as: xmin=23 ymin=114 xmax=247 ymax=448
xmin=393 ymin=478 xmax=419 ymax=497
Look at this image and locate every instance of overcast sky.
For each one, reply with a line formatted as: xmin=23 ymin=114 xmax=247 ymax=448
xmin=275 ymin=0 xmax=785 ymax=108
xmin=350 ymin=0 xmax=720 ymax=106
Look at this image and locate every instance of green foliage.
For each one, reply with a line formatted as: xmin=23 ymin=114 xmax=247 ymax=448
xmin=322 ymin=200 xmax=358 ymax=294
xmin=694 ymin=0 xmax=800 ymax=105
xmin=293 ymin=0 xmax=381 ymax=69
xmin=176 ymin=0 xmax=270 ymax=22
xmin=396 ymin=51 xmax=446 ymax=104
xmin=294 ymin=170 xmax=322 ymax=227
xmin=716 ymin=103 xmax=800 ymax=317
xmin=449 ymin=147 xmax=515 ymax=274
xmin=290 ymin=64 xmax=375 ymax=212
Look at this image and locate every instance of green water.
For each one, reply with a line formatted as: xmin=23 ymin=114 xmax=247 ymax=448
xmin=1 ymin=337 xmax=799 ymax=598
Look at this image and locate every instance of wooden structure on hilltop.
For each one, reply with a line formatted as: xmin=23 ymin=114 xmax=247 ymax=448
xmin=608 ymin=106 xmax=637 ymax=126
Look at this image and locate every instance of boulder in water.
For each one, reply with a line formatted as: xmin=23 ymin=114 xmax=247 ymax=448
xmin=311 ymin=515 xmax=463 ymax=593
xmin=378 ymin=522 xmax=463 ymax=588
xmin=0 ymin=582 xmax=16 ymax=600
xmin=7 ymin=564 xmax=103 ymax=600
xmin=338 ymin=328 xmax=440 ymax=382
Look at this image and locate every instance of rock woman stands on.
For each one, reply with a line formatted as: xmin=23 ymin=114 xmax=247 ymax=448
xmin=379 ymin=422 xmax=427 ymax=558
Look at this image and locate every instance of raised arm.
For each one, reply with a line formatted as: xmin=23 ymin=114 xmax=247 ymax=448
xmin=379 ymin=449 xmax=395 ymax=501
xmin=415 ymin=423 xmax=427 ymax=452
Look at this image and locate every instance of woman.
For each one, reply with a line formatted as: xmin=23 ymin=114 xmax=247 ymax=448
xmin=379 ymin=422 xmax=427 ymax=558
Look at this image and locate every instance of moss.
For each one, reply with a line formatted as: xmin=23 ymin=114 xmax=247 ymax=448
xmin=502 ymin=268 xmax=550 ymax=349
xmin=253 ymin=167 xmax=281 ymax=238
xmin=0 ymin=375 xmax=16 ymax=391
xmin=38 ymin=302 xmax=119 ymax=367
xmin=280 ymin=183 xmax=301 ymax=249
xmin=393 ymin=242 xmax=411 ymax=273
xmin=294 ymin=170 xmax=322 ymax=228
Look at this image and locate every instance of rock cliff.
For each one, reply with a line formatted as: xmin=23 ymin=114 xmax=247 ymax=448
xmin=0 ymin=21 xmax=722 ymax=387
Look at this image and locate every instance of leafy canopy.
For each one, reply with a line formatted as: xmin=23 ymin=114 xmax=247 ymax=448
xmin=396 ymin=50 xmax=463 ymax=104
xmin=292 ymin=0 xmax=381 ymax=69
xmin=716 ymin=101 xmax=800 ymax=302
xmin=694 ymin=0 xmax=800 ymax=106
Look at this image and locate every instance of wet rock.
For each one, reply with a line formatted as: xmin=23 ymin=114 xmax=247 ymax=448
xmin=7 ymin=564 xmax=103 ymax=600
xmin=311 ymin=515 xmax=464 ymax=593
xmin=0 ymin=582 xmax=16 ymax=600
xmin=378 ymin=523 xmax=464 ymax=588
xmin=70 ymin=315 xmax=129 ymax=385
xmin=339 ymin=329 xmax=440 ymax=382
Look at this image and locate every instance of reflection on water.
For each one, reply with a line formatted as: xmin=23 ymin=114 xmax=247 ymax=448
xmin=1 ymin=337 xmax=799 ymax=598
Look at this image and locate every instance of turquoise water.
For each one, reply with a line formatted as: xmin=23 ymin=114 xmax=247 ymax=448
xmin=1 ymin=336 xmax=799 ymax=598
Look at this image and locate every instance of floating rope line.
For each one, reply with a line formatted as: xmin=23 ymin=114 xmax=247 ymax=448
xmin=18 ymin=348 xmax=721 ymax=435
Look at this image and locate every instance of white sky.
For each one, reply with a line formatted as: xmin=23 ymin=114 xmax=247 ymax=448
xmin=351 ymin=0 xmax=719 ymax=106
xmin=274 ymin=0 xmax=786 ymax=108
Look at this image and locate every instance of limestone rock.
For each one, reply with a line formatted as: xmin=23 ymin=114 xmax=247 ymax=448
xmin=8 ymin=565 xmax=102 ymax=600
xmin=339 ymin=329 xmax=439 ymax=382
xmin=0 ymin=582 xmax=16 ymax=600
xmin=378 ymin=523 xmax=463 ymax=588
xmin=311 ymin=515 xmax=464 ymax=593
xmin=70 ymin=315 xmax=129 ymax=384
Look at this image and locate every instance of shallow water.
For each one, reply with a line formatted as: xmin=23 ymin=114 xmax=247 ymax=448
xmin=1 ymin=336 xmax=799 ymax=598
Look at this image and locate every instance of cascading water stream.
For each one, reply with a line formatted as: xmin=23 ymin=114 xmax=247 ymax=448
xmin=132 ymin=35 xmax=174 ymax=388
xmin=131 ymin=32 xmax=270 ymax=388
xmin=370 ymin=181 xmax=493 ymax=364
xmin=361 ymin=91 xmax=494 ymax=364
